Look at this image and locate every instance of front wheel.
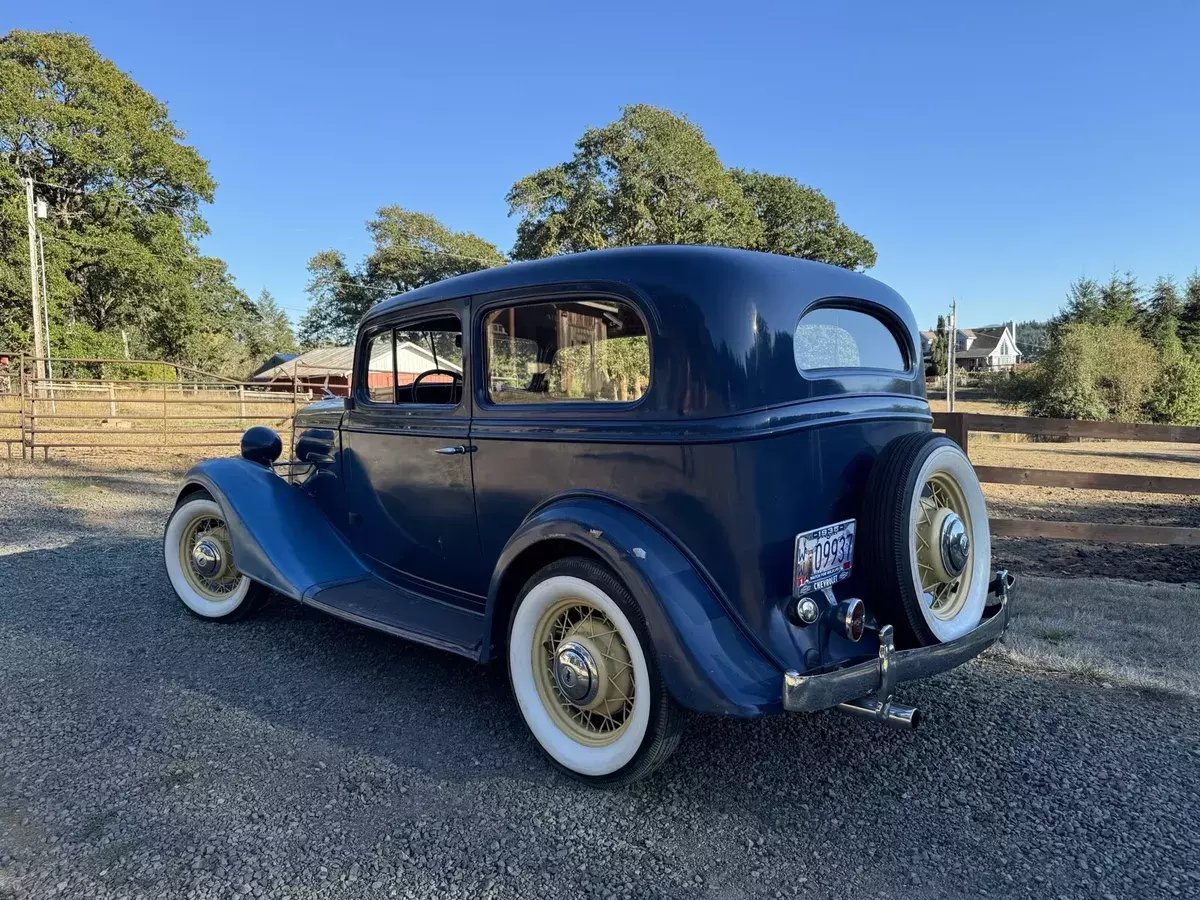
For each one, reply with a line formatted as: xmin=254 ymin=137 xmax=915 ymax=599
xmin=507 ymin=557 xmax=683 ymax=787
xmin=163 ymin=492 xmax=267 ymax=622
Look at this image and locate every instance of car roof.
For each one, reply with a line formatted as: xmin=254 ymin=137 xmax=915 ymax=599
xmin=360 ymin=245 xmax=924 ymax=416
xmin=363 ymin=245 xmax=902 ymax=323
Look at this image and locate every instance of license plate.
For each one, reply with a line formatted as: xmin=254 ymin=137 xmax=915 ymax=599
xmin=794 ymin=519 xmax=856 ymax=596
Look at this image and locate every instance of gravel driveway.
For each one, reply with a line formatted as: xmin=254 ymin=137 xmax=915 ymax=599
xmin=1 ymin=462 xmax=1198 ymax=900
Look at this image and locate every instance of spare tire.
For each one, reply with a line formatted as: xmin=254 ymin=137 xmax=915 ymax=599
xmin=858 ymin=433 xmax=991 ymax=648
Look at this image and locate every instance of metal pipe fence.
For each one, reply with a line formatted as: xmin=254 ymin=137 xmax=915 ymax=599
xmin=3 ymin=354 xmax=314 ymax=462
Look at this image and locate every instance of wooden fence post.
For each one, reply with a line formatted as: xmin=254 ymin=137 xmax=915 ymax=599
xmin=944 ymin=412 xmax=969 ymax=455
xmin=108 ymin=383 xmax=117 ymax=418
xmin=238 ymin=385 xmax=246 ymax=420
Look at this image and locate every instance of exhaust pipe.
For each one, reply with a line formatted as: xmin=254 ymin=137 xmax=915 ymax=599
xmin=838 ymin=696 xmax=921 ymax=730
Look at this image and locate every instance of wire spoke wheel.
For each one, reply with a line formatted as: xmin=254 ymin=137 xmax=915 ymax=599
xmin=913 ymin=471 xmax=974 ymax=622
xmin=177 ymin=512 xmax=243 ymax=601
xmin=531 ymin=596 xmax=637 ymax=748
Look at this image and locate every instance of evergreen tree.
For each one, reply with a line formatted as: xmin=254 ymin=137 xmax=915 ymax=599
xmin=1058 ymin=277 xmax=1103 ymax=326
xmin=931 ymin=314 xmax=949 ymax=376
xmin=1180 ymin=271 xmax=1200 ymax=354
xmin=1098 ymin=271 xmax=1141 ymax=327
xmin=1144 ymin=276 xmax=1183 ymax=350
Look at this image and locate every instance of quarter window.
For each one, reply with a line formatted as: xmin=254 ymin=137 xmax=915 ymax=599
xmin=485 ymin=300 xmax=650 ymax=404
xmin=793 ymin=307 xmax=906 ymax=373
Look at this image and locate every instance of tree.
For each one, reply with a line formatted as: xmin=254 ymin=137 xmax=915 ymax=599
xmin=0 ymin=30 xmax=223 ymax=359
xmin=507 ymin=104 xmax=763 ymax=260
xmin=1180 ymin=271 xmax=1200 ymax=353
xmin=1013 ymin=319 xmax=1050 ymax=361
xmin=1098 ymin=271 xmax=1142 ymax=327
xmin=1058 ymin=277 xmax=1103 ymax=326
xmin=930 ymin=314 xmax=949 ymax=376
xmin=506 ymin=105 xmax=876 ymax=270
xmin=730 ymin=169 xmax=876 ymax=270
xmin=1144 ymin=276 xmax=1183 ymax=350
xmin=299 ymin=207 xmax=504 ymax=346
xmin=238 ymin=290 xmax=296 ymax=362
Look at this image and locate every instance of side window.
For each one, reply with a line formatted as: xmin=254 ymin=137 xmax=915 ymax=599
xmin=363 ymin=331 xmax=396 ymax=402
xmin=485 ymin=300 xmax=650 ymax=404
xmin=793 ymin=307 xmax=907 ymax=373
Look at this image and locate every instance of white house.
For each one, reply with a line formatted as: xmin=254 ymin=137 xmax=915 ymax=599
xmin=954 ymin=324 xmax=1022 ymax=372
xmin=919 ymin=323 xmax=1023 ymax=373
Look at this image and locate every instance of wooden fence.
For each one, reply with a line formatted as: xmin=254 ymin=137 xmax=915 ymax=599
xmin=935 ymin=412 xmax=1200 ymax=546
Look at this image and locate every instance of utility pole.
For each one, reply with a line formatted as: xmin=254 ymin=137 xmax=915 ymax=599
xmin=947 ymin=298 xmax=957 ymax=412
xmin=23 ymin=177 xmax=47 ymax=381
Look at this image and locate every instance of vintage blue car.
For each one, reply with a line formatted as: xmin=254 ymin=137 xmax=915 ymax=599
xmin=163 ymin=246 xmax=1011 ymax=786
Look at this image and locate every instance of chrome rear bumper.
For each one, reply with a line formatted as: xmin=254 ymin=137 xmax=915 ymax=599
xmin=782 ymin=571 xmax=1012 ymax=717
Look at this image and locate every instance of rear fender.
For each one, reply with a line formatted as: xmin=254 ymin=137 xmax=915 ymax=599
xmin=176 ymin=457 xmax=369 ymax=601
xmin=484 ymin=495 xmax=784 ymax=717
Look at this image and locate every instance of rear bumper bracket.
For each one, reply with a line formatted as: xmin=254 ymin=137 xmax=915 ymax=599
xmin=781 ymin=570 xmax=1013 ymax=715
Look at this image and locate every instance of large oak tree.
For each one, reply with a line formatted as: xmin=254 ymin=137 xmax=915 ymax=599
xmin=507 ymin=104 xmax=876 ymax=271
xmin=0 ymin=30 xmax=291 ymax=372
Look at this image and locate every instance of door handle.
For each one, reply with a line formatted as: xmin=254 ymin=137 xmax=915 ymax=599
xmin=433 ymin=445 xmax=476 ymax=455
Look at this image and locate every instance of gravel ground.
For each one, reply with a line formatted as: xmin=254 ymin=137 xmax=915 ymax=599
xmin=2 ymin=462 xmax=1199 ymax=900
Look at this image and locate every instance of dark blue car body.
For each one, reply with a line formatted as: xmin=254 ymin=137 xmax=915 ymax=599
xmin=181 ymin=246 xmax=948 ymax=718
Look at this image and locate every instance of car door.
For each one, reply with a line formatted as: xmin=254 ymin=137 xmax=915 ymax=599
xmin=341 ymin=298 xmax=486 ymax=610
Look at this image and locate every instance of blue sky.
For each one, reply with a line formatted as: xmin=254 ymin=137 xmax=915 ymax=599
xmin=13 ymin=0 xmax=1200 ymax=330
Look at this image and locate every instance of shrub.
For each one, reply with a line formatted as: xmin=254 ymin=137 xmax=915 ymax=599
xmin=1023 ymin=323 xmax=1157 ymax=421
xmin=1146 ymin=334 xmax=1200 ymax=425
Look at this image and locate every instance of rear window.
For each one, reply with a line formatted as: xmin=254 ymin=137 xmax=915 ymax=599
xmin=793 ymin=307 xmax=906 ymax=373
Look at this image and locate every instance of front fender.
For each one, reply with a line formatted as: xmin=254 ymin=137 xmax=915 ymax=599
xmin=178 ymin=457 xmax=369 ymax=601
xmin=486 ymin=496 xmax=784 ymax=717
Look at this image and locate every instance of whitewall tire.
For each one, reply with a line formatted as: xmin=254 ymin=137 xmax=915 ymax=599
xmin=164 ymin=493 xmax=266 ymax=622
xmin=859 ymin=433 xmax=992 ymax=648
xmin=507 ymin=558 xmax=682 ymax=786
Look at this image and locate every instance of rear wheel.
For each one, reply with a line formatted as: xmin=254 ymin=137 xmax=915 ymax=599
xmin=163 ymin=492 xmax=267 ymax=622
xmin=859 ymin=433 xmax=991 ymax=647
xmin=507 ymin=557 xmax=683 ymax=787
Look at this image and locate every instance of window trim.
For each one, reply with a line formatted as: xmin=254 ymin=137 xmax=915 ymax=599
xmin=474 ymin=291 xmax=654 ymax=413
xmin=792 ymin=298 xmax=915 ymax=379
xmin=355 ymin=310 xmax=466 ymax=411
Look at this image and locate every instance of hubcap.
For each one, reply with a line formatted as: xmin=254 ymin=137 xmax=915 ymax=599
xmin=532 ymin=598 xmax=636 ymax=747
xmin=939 ymin=513 xmax=969 ymax=577
xmin=554 ymin=640 xmax=599 ymax=705
xmin=191 ymin=538 xmax=225 ymax=578
xmin=914 ymin=473 xmax=975 ymax=621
